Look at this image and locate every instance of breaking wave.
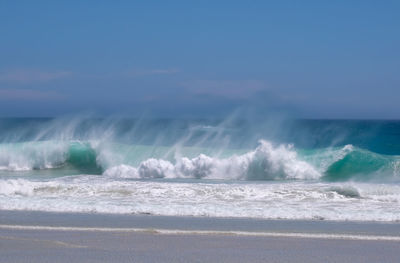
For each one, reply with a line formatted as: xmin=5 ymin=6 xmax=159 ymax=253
xmin=0 ymin=139 xmax=399 ymax=181
xmin=0 ymin=141 xmax=100 ymax=174
xmin=1 ymin=118 xmax=400 ymax=221
xmin=103 ymin=140 xmax=320 ymax=180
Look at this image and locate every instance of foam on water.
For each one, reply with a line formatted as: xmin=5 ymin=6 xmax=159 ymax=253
xmin=1 ymin=139 xmax=399 ymax=181
xmin=103 ymin=140 xmax=321 ymax=180
xmin=1 ymin=118 xmax=400 ymax=221
xmin=1 ymin=176 xmax=400 ymax=221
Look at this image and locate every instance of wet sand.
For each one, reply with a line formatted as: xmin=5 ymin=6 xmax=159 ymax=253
xmin=1 ymin=210 xmax=400 ymax=262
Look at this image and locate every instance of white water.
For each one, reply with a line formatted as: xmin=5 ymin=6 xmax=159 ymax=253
xmin=0 ymin=140 xmax=323 ymax=180
xmin=103 ymin=140 xmax=321 ymax=180
xmin=1 ymin=138 xmax=400 ymax=222
xmin=1 ymin=176 xmax=400 ymax=221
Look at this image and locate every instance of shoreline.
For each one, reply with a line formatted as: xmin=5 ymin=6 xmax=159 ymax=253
xmin=1 ymin=209 xmax=400 ymax=237
xmin=2 ymin=210 xmax=400 ymax=262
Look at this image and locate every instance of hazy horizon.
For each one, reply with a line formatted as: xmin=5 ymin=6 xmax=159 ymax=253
xmin=1 ymin=1 xmax=399 ymax=119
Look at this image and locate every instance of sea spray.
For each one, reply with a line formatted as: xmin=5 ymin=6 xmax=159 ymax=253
xmin=103 ymin=140 xmax=321 ymax=180
xmin=0 ymin=139 xmax=399 ymax=181
xmin=1 ymin=117 xmax=400 ymax=221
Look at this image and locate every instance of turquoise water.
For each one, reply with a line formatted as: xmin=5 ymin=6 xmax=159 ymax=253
xmin=0 ymin=117 xmax=400 ymax=221
xmin=0 ymin=118 xmax=399 ymax=181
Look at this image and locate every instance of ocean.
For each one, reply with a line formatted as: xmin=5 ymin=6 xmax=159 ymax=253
xmin=0 ymin=117 xmax=399 ymax=221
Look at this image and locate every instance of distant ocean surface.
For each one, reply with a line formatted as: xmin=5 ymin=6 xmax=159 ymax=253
xmin=1 ymin=117 xmax=400 ymax=221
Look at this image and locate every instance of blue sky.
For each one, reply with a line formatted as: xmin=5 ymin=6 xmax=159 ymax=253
xmin=0 ymin=1 xmax=399 ymax=118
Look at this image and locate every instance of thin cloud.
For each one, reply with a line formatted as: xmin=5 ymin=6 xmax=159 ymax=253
xmin=125 ymin=68 xmax=180 ymax=77
xmin=0 ymin=69 xmax=71 ymax=84
xmin=59 ymin=68 xmax=180 ymax=80
xmin=0 ymin=89 xmax=64 ymax=100
xmin=181 ymin=80 xmax=266 ymax=99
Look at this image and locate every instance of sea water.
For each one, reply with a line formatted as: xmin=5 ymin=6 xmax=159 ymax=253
xmin=0 ymin=117 xmax=400 ymax=221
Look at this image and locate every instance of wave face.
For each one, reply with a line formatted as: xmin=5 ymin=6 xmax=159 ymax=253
xmin=1 ymin=117 xmax=400 ymax=221
xmin=324 ymin=147 xmax=400 ymax=181
xmin=1 ymin=139 xmax=399 ymax=182
xmin=0 ymin=141 xmax=100 ymax=174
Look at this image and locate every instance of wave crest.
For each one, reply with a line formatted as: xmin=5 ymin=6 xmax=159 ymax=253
xmin=324 ymin=146 xmax=399 ymax=181
xmin=1 ymin=139 xmax=399 ymax=182
xmin=104 ymin=140 xmax=321 ymax=180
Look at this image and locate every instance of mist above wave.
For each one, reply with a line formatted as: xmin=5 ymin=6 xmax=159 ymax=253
xmin=1 ymin=138 xmax=399 ymax=182
xmin=0 ymin=117 xmax=400 ymax=181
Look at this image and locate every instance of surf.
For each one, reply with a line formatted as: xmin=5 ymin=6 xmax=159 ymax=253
xmin=0 ymin=138 xmax=399 ymax=182
xmin=1 ymin=117 xmax=400 ymax=221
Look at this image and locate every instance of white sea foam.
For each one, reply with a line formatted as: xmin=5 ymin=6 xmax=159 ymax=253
xmin=1 ymin=139 xmax=400 ymax=222
xmin=103 ymin=140 xmax=321 ymax=180
xmin=1 ymin=176 xmax=400 ymax=221
xmin=0 ymin=139 xmax=321 ymax=182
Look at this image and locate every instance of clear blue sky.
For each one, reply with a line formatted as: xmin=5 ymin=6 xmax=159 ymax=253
xmin=0 ymin=1 xmax=399 ymax=118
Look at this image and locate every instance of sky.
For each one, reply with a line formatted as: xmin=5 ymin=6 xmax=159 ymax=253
xmin=0 ymin=0 xmax=399 ymax=119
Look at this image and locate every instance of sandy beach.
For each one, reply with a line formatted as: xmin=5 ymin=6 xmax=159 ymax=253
xmin=1 ymin=210 xmax=400 ymax=263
